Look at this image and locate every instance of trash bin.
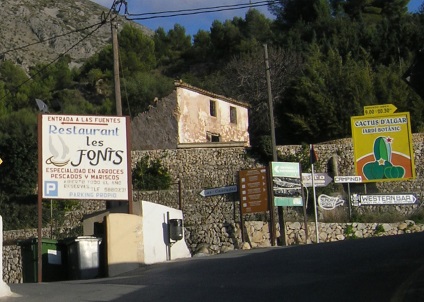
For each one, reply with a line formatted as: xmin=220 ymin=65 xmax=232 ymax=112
xmin=169 ymin=219 xmax=183 ymax=241
xmin=18 ymin=238 xmax=67 ymax=283
xmin=64 ymin=236 xmax=102 ymax=280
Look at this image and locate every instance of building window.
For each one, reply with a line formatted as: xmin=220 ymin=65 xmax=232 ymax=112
xmin=210 ymin=100 xmax=216 ymax=117
xmin=207 ymin=132 xmax=220 ymax=142
xmin=230 ymin=106 xmax=237 ymax=124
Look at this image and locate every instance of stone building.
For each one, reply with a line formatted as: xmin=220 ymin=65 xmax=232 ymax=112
xmin=131 ymin=81 xmax=250 ymax=150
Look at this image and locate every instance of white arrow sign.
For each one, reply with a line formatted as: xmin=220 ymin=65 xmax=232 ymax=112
xmin=355 ymin=194 xmax=416 ymax=206
xmin=302 ymin=173 xmax=332 ymax=187
xmin=334 ymin=176 xmax=362 ymax=183
xmin=200 ymin=185 xmax=238 ymax=197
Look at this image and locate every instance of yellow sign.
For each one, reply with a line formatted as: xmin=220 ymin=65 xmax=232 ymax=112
xmin=351 ymin=112 xmax=415 ymax=183
xmin=364 ymin=104 xmax=397 ymax=116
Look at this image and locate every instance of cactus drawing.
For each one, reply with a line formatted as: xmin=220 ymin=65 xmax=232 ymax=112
xmin=362 ymin=136 xmax=405 ymax=180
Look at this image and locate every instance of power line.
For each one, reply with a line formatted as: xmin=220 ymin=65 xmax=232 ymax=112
xmin=0 ymin=0 xmax=121 ymax=58
xmin=0 ymin=0 xmax=119 ymax=104
xmin=0 ymin=21 xmax=106 ymax=57
xmin=125 ymin=1 xmax=277 ymax=21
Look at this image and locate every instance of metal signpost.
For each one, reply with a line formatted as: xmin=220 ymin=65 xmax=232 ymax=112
xmin=270 ymin=162 xmax=307 ymax=245
xmin=334 ymin=175 xmax=362 ymax=219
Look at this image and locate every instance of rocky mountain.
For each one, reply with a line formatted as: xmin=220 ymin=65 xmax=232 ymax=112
xmin=0 ymin=0 xmax=151 ymax=70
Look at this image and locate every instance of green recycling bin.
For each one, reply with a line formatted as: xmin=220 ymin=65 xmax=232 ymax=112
xmin=18 ymin=238 xmax=67 ymax=283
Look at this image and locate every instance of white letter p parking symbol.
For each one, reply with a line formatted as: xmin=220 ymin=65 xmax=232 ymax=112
xmin=44 ymin=181 xmax=58 ymax=197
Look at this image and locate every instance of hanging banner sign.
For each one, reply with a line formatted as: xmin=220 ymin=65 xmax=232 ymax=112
xmin=39 ymin=114 xmax=132 ymax=200
xmin=271 ymin=162 xmax=303 ymax=207
xmin=351 ymin=112 xmax=415 ymax=183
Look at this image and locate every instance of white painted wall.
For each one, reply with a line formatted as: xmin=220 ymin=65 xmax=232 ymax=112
xmin=142 ymin=201 xmax=191 ymax=264
xmin=0 ymin=216 xmax=11 ymax=297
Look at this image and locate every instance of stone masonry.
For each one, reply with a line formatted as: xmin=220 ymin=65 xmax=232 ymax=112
xmin=3 ymin=134 xmax=424 ymax=283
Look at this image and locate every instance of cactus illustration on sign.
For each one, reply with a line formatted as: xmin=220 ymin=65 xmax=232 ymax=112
xmin=362 ymin=136 xmax=405 ymax=180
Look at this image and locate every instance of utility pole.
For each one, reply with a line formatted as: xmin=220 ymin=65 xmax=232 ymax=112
xmin=111 ymin=2 xmax=122 ymax=116
xmin=264 ymin=44 xmax=286 ymax=246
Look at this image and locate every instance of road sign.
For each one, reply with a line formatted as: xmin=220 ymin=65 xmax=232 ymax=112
xmin=200 ymin=185 xmax=238 ymax=197
xmin=271 ymin=162 xmax=303 ymax=207
xmin=334 ymin=176 xmax=362 ymax=183
xmin=364 ymin=104 xmax=397 ymax=116
xmin=239 ymin=168 xmax=268 ymax=214
xmin=352 ymin=194 xmax=417 ymax=206
xmin=302 ymin=173 xmax=332 ymax=187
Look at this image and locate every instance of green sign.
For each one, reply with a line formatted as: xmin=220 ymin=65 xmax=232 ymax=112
xmin=274 ymin=197 xmax=303 ymax=207
xmin=271 ymin=162 xmax=303 ymax=207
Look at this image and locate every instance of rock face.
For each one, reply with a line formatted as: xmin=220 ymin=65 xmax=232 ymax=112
xmin=0 ymin=0 xmax=151 ymax=70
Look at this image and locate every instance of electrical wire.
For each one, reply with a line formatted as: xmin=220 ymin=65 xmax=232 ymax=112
xmin=0 ymin=1 xmax=118 ymax=104
xmin=0 ymin=21 xmax=106 ymax=57
xmin=125 ymin=1 xmax=278 ymax=21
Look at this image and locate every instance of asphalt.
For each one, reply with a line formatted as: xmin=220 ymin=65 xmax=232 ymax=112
xmin=1 ymin=275 xmax=148 ymax=302
xmin=0 ymin=241 xmax=424 ymax=302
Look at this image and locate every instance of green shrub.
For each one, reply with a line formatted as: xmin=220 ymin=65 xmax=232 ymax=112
xmin=132 ymin=156 xmax=172 ymax=190
xmin=344 ymin=225 xmax=357 ymax=239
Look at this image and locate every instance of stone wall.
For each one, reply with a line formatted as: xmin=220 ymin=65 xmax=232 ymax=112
xmin=3 ymin=134 xmax=424 ymax=283
xmin=4 ymin=221 xmax=423 ymax=283
xmin=183 ymin=221 xmax=424 ymax=255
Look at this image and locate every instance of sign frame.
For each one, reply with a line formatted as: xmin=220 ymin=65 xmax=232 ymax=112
xmin=238 ymin=168 xmax=268 ymax=214
xmin=352 ymin=193 xmax=417 ymax=206
xmin=39 ymin=114 xmax=132 ymax=201
xmin=270 ymin=162 xmax=303 ymax=207
xmin=302 ymin=173 xmax=332 ymax=187
xmin=351 ymin=112 xmax=415 ymax=183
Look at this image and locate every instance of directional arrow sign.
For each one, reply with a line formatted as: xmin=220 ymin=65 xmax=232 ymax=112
xmin=356 ymin=194 xmax=416 ymax=206
xmin=334 ymin=176 xmax=362 ymax=183
xmin=364 ymin=104 xmax=397 ymax=116
xmin=302 ymin=173 xmax=332 ymax=187
xmin=200 ymin=185 xmax=238 ymax=197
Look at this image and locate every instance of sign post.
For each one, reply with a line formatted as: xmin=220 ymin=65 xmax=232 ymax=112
xmin=238 ymin=168 xmax=269 ymax=243
xmin=38 ymin=114 xmax=132 ymax=282
xmin=334 ymin=176 xmax=362 ymax=220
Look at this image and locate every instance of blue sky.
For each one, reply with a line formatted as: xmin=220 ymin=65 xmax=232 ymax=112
xmin=92 ymin=0 xmax=423 ymax=37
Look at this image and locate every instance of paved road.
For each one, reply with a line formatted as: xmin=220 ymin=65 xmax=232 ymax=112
xmin=2 ymin=232 xmax=424 ymax=301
